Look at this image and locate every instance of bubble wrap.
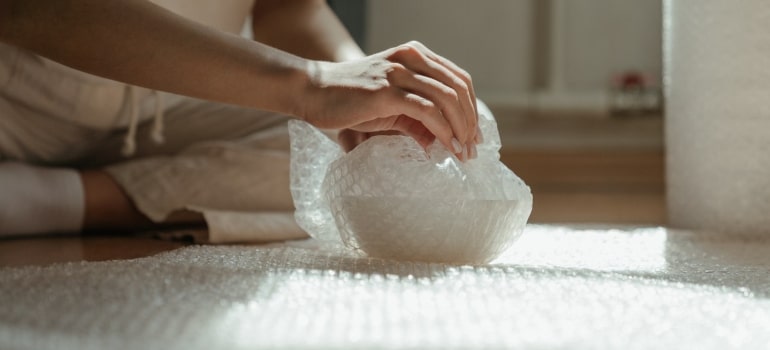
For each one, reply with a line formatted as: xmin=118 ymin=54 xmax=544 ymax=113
xmin=289 ymin=105 xmax=532 ymax=263
xmin=664 ymin=0 xmax=770 ymax=234
xmin=2 ymin=225 xmax=770 ymax=349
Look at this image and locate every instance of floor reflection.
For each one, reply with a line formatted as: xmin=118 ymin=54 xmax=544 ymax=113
xmin=493 ymin=225 xmax=669 ymax=272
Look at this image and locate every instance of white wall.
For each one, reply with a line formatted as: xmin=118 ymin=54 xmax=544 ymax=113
xmin=366 ymin=0 xmax=662 ymax=106
xmin=366 ymin=0 xmax=534 ymax=101
xmin=562 ymin=0 xmax=662 ymax=90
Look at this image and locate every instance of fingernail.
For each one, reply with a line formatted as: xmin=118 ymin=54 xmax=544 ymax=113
xmin=476 ymin=125 xmax=484 ymax=143
xmin=451 ymin=138 xmax=463 ymax=153
xmin=470 ymin=143 xmax=477 ymax=159
xmin=461 ymin=144 xmax=469 ymax=161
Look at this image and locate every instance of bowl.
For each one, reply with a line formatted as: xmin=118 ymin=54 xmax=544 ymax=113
xmin=330 ymin=196 xmax=527 ymax=264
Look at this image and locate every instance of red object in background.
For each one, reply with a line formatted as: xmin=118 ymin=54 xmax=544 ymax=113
xmin=615 ymin=71 xmax=647 ymax=89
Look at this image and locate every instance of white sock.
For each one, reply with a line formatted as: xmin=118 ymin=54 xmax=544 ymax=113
xmin=0 ymin=162 xmax=84 ymax=236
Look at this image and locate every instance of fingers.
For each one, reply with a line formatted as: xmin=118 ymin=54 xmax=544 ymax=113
xmin=310 ymin=41 xmax=479 ymax=160
xmin=387 ymin=41 xmax=479 ymax=156
xmin=396 ymin=41 xmax=478 ymax=141
xmin=392 ymin=91 xmax=461 ymax=155
xmin=389 ymin=115 xmax=435 ymax=150
xmin=387 ymin=64 xmax=468 ymax=157
xmin=337 ymin=129 xmax=368 ymax=153
xmin=389 ymin=45 xmax=476 ymax=144
xmin=406 ymin=41 xmax=479 ymax=145
xmin=345 ymin=116 xmax=434 ymax=151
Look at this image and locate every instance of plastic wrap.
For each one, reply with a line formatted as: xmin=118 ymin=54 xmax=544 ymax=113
xmin=4 ymin=226 xmax=770 ymax=350
xmin=290 ymin=105 xmax=532 ymax=263
xmin=664 ymin=0 xmax=770 ymax=234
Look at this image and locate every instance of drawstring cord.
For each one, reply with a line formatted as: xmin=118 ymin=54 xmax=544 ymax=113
xmin=121 ymin=86 xmax=139 ymax=156
xmin=151 ymin=90 xmax=165 ymax=144
xmin=121 ymin=86 xmax=165 ymax=156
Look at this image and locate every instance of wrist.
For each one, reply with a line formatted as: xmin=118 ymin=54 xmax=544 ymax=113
xmin=283 ymin=59 xmax=315 ymax=121
xmin=291 ymin=59 xmax=326 ymax=122
xmin=245 ymin=51 xmax=315 ymax=120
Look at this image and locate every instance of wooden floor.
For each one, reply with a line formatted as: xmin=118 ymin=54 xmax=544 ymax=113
xmin=501 ymin=149 xmax=665 ymax=225
xmin=0 ymin=236 xmax=187 ymax=268
xmin=495 ymin=109 xmax=665 ymax=225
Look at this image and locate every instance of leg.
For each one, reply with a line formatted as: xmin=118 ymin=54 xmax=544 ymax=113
xmin=81 ymin=98 xmax=303 ymax=242
xmin=79 ymin=169 xmax=203 ymax=232
xmin=0 ymin=162 xmax=84 ymax=236
xmin=1 ymin=97 xmax=298 ymax=238
xmin=0 ymin=46 xmax=300 ymax=239
xmin=0 ymin=162 xmax=204 ymax=236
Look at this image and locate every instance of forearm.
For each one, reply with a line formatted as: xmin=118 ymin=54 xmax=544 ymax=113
xmin=0 ymin=0 xmax=478 ymax=150
xmin=0 ymin=0 xmax=310 ymax=116
xmin=251 ymin=0 xmax=365 ymax=62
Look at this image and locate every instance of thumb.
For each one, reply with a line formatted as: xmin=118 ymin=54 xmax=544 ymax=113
xmin=390 ymin=115 xmax=436 ymax=150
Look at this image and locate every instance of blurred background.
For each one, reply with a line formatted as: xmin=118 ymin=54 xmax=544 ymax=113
xmin=331 ymin=0 xmax=665 ymax=225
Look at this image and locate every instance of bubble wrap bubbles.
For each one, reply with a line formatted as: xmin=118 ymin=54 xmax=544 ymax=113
xmin=664 ymin=0 xmax=770 ymax=234
xmin=290 ymin=106 xmax=532 ymax=263
xmin=3 ymin=227 xmax=770 ymax=350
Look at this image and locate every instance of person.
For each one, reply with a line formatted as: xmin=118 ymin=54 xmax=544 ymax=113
xmin=0 ymin=0 xmax=480 ymax=239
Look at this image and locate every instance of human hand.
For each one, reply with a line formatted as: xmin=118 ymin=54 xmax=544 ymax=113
xmin=337 ymin=127 xmax=425 ymax=153
xmin=301 ymin=41 xmax=479 ymax=160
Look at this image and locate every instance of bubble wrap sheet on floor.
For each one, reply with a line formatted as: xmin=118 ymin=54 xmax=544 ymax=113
xmin=1 ymin=225 xmax=770 ymax=349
